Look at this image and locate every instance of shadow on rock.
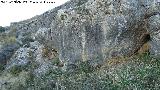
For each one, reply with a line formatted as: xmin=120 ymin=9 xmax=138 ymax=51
xmin=0 ymin=44 xmax=19 ymax=66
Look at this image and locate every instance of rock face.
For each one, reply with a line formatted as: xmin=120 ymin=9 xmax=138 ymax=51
xmin=1 ymin=0 xmax=160 ymax=69
xmin=0 ymin=44 xmax=19 ymax=65
xmin=50 ymin=0 xmax=160 ymax=66
xmin=6 ymin=41 xmax=57 ymax=76
xmin=149 ymin=14 xmax=160 ymax=56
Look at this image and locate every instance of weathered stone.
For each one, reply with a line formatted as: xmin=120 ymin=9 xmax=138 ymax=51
xmin=0 ymin=44 xmax=19 ymax=65
xmin=149 ymin=14 xmax=160 ymax=56
xmin=1 ymin=0 xmax=160 ymax=89
xmin=50 ymin=0 xmax=159 ymax=67
xmin=3 ymin=0 xmax=160 ymax=69
xmin=6 ymin=41 xmax=58 ymax=76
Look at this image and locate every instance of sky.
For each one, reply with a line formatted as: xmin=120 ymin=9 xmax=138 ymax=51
xmin=0 ymin=0 xmax=70 ymax=26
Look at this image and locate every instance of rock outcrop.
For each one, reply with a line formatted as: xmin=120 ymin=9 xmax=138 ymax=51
xmin=0 ymin=44 xmax=19 ymax=65
xmin=50 ymin=0 xmax=160 ymax=67
xmin=0 ymin=0 xmax=160 ymax=70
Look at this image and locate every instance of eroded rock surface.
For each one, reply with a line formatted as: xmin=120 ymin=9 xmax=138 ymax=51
xmin=50 ymin=0 xmax=160 ymax=66
xmin=0 ymin=0 xmax=159 ymax=69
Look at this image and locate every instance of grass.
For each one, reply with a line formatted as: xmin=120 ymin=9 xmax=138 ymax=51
xmin=1 ymin=53 xmax=160 ymax=90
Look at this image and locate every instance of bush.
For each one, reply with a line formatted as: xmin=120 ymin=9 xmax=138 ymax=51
xmin=0 ymin=33 xmax=16 ymax=46
xmin=0 ymin=26 xmax=5 ymax=33
xmin=76 ymin=0 xmax=88 ymax=6
xmin=31 ymin=55 xmax=160 ymax=90
xmin=51 ymin=57 xmax=61 ymax=66
xmin=9 ymin=65 xmax=24 ymax=76
xmin=1 ymin=54 xmax=160 ymax=90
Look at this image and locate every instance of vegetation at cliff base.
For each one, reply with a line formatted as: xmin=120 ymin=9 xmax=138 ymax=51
xmin=0 ymin=53 xmax=160 ymax=90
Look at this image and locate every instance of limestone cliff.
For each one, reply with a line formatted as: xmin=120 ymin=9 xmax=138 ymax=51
xmin=0 ymin=0 xmax=160 ymax=89
xmin=0 ymin=0 xmax=160 ymax=70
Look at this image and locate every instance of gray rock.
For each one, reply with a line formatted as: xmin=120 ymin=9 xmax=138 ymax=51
xmin=6 ymin=41 xmax=57 ymax=76
xmin=149 ymin=14 xmax=160 ymax=56
xmin=0 ymin=44 xmax=19 ymax=65
xmin=50 ymin=0 xmax=159 ymax=66
xmin=4 ymin=0 xmax=160 ymax=69
xmin=6 ymin=47 xmax=30 ymax=69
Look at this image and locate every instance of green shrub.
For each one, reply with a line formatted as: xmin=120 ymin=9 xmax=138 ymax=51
xmin=0 ymin=26 xmax=5 ymax=33
xmin=0 ymin=64 xmax=4 ymax=74
xmin=60 ymin=14 xmax=67 ymax=20
xmin=9 ymin=65 xmax=24 ymax=76
xmin=0 ymin=32 xmax=16 ymax=46
xmin=51 ymin=57 xmax=61 ymax=66
xmin=36 ymin=55 xmax=160 ymax=90
xmin=76 ymin=0 xmax=88 ymax=6
xmin=78 ymin=61 xmax=94 ymax=73
xmin=1 ymin=54 xmax=160 ymax=90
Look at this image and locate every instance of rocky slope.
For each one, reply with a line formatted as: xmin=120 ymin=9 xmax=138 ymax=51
xmin=0 ymin=0 xmax=160 ymax=89
xmin=0 ymin=0 xmax=160 ymax=74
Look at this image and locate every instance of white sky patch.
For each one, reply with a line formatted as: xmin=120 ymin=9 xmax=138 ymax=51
xmin=0 ymin=0 xmax=70 ymax=26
